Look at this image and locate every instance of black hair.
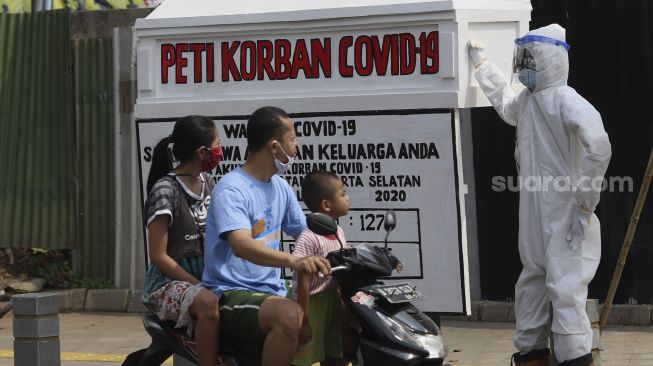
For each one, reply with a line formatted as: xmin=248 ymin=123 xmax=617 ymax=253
xmin=246 ymin=106 xmax=289 ymax=153
xmin=301 ymin=171 xmax=341 ymax=213
xmin=146 ymin=115 xmax=216 ymax=193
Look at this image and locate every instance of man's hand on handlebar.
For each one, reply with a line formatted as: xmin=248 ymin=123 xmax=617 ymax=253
xmin=291 ymin=256 xmax=331 ymax=277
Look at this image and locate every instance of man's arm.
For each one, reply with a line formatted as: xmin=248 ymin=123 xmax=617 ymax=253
xmin=226 ymin=229 xmax=331 ymax=275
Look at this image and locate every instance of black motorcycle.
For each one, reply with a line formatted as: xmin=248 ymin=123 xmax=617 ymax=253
xmin=124 ymin=209 xmax=447 ymax=366
xmin=122 ymin=308 xmax=260 ymax=366
xmin=307 ymin=210 xmax=448 ymax=366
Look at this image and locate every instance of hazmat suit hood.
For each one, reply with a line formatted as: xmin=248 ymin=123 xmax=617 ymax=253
xmin=518 ymin=24 xmax=569 ymax=93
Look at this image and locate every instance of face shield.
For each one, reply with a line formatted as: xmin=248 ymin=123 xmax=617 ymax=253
xmin=512 ymin=35 xmax=570 ymax=90
xmin=513 ymin=46 xmax=536 ymax=73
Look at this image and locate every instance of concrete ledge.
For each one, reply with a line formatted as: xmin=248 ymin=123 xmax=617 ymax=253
xmin=600 ymin=304 xmax=653 ymax=326
xmin=56 ymin=289 xmax=145 ymax=313
xmin=442 ymin=301 xmax=653 ymax=326
xmin=438 ymin=301 xmax=480 ymax=321
xmin=85 ymin=289 xmax=129 ymax=312
xmin=39 ymin=291 xmax=653 ymax=326
xmin=127 ymin=290 xmax=146 ymax=313
xmin=479 ymin=301 xmax=515 ymax=322
xmin=587 ymin=299 xmax=600 ymax=323
xmin=57 ymin=289 xmax=88 ymax=312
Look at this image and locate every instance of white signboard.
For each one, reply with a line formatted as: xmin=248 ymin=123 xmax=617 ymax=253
xmin=145 ymin=26 xmax=447 ymax=100
xmin=137 ymin=109 xmax=468 ymax=313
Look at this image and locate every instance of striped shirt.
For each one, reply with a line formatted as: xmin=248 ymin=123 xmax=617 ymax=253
xmin=291 ymin=226 xmax=349 ymax=297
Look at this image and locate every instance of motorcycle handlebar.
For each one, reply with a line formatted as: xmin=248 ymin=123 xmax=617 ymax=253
xmin=317 ymin=264 xmax=349 ymax=278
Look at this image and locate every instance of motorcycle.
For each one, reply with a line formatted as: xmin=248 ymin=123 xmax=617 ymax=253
xmin=307 ymin=210 xmax=448 ymax=366
xmin=124 ymin=209 xmax=447 ymax=366
xmin=122 ymin=309 xmax=261 ymax=366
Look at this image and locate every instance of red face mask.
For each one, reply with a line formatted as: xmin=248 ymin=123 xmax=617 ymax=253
xmin=202 ymin=146 xmax=223 ymax=172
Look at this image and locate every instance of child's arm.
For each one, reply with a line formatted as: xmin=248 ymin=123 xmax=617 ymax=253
xmin=292 ymin=230 xmax=321 ymax=344
xmin=297 ymin=271 xmax=313 ymax=344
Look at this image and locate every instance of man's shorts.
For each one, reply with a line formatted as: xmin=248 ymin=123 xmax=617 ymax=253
xmin=219 ymin=290 xmax=274 ymax=342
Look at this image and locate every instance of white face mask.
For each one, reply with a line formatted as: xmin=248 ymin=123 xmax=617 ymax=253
xmin=273 ymin=142 xmax=295 ymax=174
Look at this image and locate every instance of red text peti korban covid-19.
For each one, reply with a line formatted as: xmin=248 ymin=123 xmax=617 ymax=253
xmin=160 ymin=31 xmax=439 ymax=84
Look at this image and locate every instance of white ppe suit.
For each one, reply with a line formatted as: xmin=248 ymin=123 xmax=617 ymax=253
xmin=471 ymin=24 xmax=612 ymax=362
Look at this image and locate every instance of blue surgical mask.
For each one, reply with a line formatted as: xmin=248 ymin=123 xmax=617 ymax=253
xmin=518 ymin=68 xmax=537 ymax=91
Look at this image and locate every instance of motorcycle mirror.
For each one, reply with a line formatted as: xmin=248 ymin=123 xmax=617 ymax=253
xmin=306 ymin=212 xmax=338 ymax=236
xmin=383 ymin=210 xmax=397 ymax=251
xmin=384 ymin=210 xmax=397 ymax=233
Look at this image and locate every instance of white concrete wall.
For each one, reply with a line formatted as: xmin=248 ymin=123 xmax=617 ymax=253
xmin=114 ymin=27 xmax=146 ymax=290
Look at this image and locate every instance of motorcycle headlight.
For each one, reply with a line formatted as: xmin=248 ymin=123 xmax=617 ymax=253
xmin=413 ymin=333 xmax=448 ymax=359
xmin=375 ymin=311 xmax=422 ymax=349
xmin=376 ymin=311 xmax=448 ymax=359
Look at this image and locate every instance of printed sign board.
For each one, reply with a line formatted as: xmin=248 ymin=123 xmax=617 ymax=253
xmin=139 ymin=24 xmax=455 ymax=104
xmin=137 ymin=109 xmax=468 ymax=313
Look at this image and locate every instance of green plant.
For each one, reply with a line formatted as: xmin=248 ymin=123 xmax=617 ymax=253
xmin=73 ymin=277 xmax=116 ymax=289
xmin=1 ymin=248 xmax=117 ymax=290
xmin=0 ymin=248 xmax=75 ymax=288
xmin=35 ymin=249 xmax=74 ymax=288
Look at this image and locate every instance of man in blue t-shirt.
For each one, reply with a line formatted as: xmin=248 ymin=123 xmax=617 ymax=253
xmin=203 ymin=106 xmax=330 ymax=366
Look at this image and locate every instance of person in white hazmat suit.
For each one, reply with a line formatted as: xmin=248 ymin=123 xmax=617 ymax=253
xmin=468 ymin=24 xmax=611 ymax=366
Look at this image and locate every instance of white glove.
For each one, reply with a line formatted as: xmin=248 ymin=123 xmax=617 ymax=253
xmin=467 ymin=40 xmax=487 ymax=68
xmin=566 ymin=207 xmax=593 ymax=251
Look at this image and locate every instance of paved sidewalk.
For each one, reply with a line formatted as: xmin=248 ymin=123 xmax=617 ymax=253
xmin=0 ymin=308 xmax=151 ymax=366
xmin=1 ymin=307 xmax=652 ymax=365
xmin=443 ymin=321 xmax=653 ymax=366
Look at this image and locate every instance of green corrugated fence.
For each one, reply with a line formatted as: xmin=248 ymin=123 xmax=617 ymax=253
xmin=73 ymin=37 xmax=115 ymax=279
xmin=0 ymin=10 xmax=115 ymax=281
xmin=0 ymin=10 xmax=76 ymax=250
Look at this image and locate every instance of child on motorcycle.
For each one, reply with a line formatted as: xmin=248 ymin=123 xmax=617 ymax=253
xmin=292 ymin=170 xmax=358 ymax=366
xmin=142 ymin=115 xmax=222 ymax=366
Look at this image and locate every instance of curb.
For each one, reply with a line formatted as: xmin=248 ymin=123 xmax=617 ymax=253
xmin=55 ymin=289 xmax=146 ymax=313
xmin=442 ymin=301 xmax=653 ymax=326
xmin=48 ymin=290 xmax=653 ymax=326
